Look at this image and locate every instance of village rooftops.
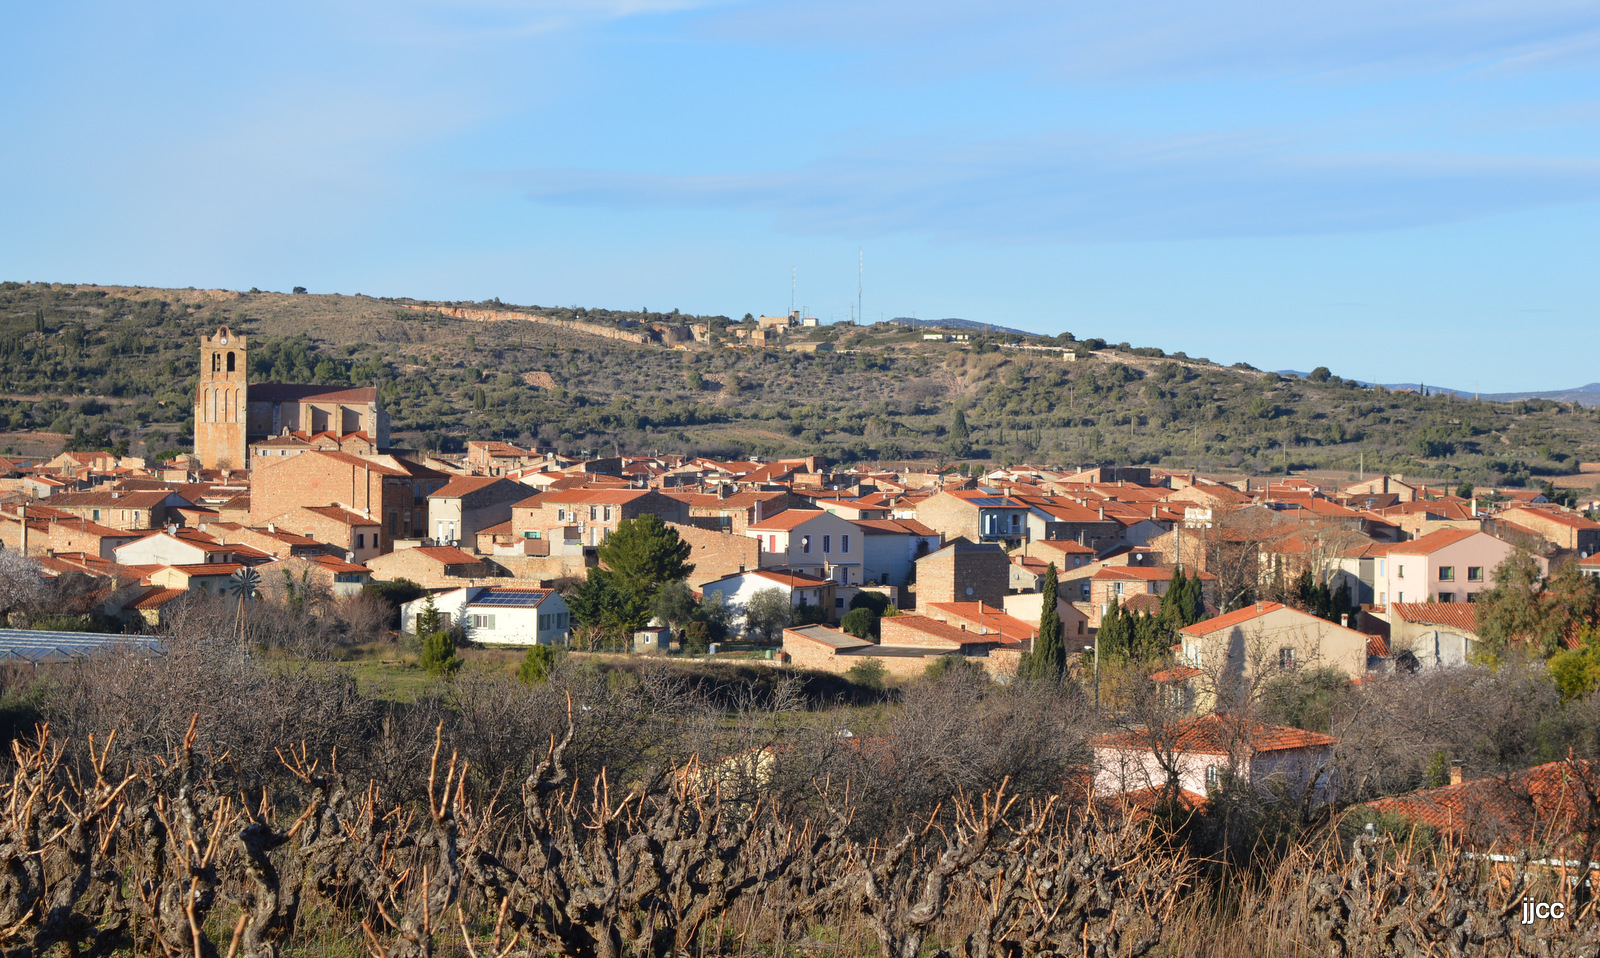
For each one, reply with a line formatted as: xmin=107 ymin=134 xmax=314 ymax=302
xmin=1356 ymin=759 xmax=1600 ymax=849
xmin=410 ymin=545 xmax=482 ymax=565
xmin=1091 ymin=715 xmax=1336 ymax=755
xmin=850 ymin=518 xmax=940 ymax=536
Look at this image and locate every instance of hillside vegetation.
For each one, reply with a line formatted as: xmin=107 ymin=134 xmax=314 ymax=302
xmin=3 ymin=280 xmax=1599 ymax=487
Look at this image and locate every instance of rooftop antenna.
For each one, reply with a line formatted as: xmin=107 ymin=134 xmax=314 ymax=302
xmin=791 ymin=267 xmax=796 ymax=315
xmin=858 ymin=248 xmax=863 ymax=328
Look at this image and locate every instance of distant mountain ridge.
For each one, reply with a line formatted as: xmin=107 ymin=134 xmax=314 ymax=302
xmin=892 ymin=317 xmax=1034 ymax=336
xmin=1279 ymin=371 xmax=1600 ymax=407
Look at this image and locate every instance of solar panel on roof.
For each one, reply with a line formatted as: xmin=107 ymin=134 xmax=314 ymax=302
xmin=467 ymin=591 xmax=547 ymax=607
xmin=0 ymin=629 xmax=162 ymax=663
xmin=968 ymin=497 xmax=1014 ymax=507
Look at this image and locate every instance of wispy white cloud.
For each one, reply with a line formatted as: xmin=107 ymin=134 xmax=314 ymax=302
xmin=702 ymin=0 xmax=1600 ymax=80
xmin=521 ymin=132 xmax=1600 ymax=241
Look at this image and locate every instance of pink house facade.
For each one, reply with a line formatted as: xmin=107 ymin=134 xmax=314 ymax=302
xmin=1380 ymin=529 xmax=1527 ymax=606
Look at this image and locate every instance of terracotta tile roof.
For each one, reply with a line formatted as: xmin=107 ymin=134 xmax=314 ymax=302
xmin=47 ymin=490 xmax=189 ymax=509
xmin=302 ymin=506 xmax=380 ymax=527
xmin=923 ymin=602 xmax=1036 ymax=642
xmin=475 ymin=519 xmax=513 ymax=536
xmin=747 ymin=568 xmax=832 ymax=588
xmin=1031 ymin=538 xmax=1098 ymax=555
xmin=409 ymin=546 xmax=483 ymax=565
xmin=1148 ymin=665 xmax=1203 ymax=683
xmin=1389 ymin=602 xmax=1480 ymax=632
xmin=1357 ymin=759 xmax=1600 ymax=849
xmin=1387 ymin=527 xmax=1483 ymax=556
xmin=249 ymin=383 xmax=379 ymax=404
xmin=1121 ymin=593 xmax=1163 ymax=615
xmin=851 ymin=518 xmax=940 ymax=536
xmin=747 ymin=509 xmax=828 ymax=532
xmin=1179 ymin=601 xmax=1286 ymax=636
xmin=1503 ymin=505 xmax=1600 ymax=531
xmin=131 ymin=586 xmax=188 ymax=610
xmin=1093 ymin=566 xmax=1216 ymax=582
xmin=307 ymin=554 xmax=371 ymax=574
xmin=1092 ymin=714 xmax=1336 ymax=755
xmin=166 ymin=563 xmax=245 ymax=576
xmin=429 ymin=476 xmax=512 ymax=498
xmin=536 ymin=488 xmax=655 ymax=505
xmin=885 ymin=614 xmax=1002 ymax=646
xmin=1366 ymin=634 xmax=1390 ymax=657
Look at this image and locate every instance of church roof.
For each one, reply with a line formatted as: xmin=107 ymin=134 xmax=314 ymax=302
xmin=247 ymin=383 xmax=379 ymax=404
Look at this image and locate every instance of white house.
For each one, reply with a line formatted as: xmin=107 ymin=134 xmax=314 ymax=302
xmin=700 ymin=568 xmax=833 ymax=634
xmin=114 ymin=530 xmax=234 ymax=568
xmin=1091 ymin=715 xmax=1336 ymax=804
xmin=402 ymin=586 xmax=572 ymax=646
xmin=852 ymin=518 xmax=942 ymax=588
xmin=744 ymin=509 xmax=863 ymax=585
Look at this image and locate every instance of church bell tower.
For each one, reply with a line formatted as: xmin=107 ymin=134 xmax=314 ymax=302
xmin=195 ymin=326 xmax=249 ymax=470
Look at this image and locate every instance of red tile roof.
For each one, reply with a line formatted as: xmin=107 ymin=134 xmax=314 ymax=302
xmin=429 ymin=476 xmax=512 ymax=498
xmin=1179 ymin=601 xmax=1287 ymax=636
xmin=1148 ymin=665 xmax=1203 ymax=683
xmin=130 ymin=587 xmax=188 ymax=610
xmin=747 ymin=509 xmax=828 ymax=532
xmin=410 ymin=546 xmax=483 ymax=565
xmin=1389 ymin=602 xmax=1479 ymax=632
xmin=1092 ymin=714 xmax=1336 ymax=755
xmin=1357 ymin=759 xmax=1600 ymax=849
xmin=1386 ymin=527 xmax=1483 ymax=556
xmin=302 ymin=506 xmax=380 ymax=527
xmin=1093 ymin=566 xmax=1216 ymax=582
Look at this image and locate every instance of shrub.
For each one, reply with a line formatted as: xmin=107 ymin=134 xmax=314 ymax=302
xmin=846 ymin=657 xmax=887 ymax=690
xmin=420 ymin=631 xmax=461 ymax=677
xmin=841 ymin=607 xmax=877 ymax=640
xmin=517 ymin=644 xmax=558 ymax=685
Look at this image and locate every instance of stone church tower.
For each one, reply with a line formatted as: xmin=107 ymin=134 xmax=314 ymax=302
xmin=195 ymin=326 xmax=249 ymax=470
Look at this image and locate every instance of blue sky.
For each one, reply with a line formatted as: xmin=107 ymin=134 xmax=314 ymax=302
xmin=3 ymin=1 xmax=1598 ymax=391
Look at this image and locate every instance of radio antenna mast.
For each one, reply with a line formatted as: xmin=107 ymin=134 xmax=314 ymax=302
xmin=790 ymin=267 xmax=796 ymax=315
xmin=857 ymin=248 xmax=863 ymax=327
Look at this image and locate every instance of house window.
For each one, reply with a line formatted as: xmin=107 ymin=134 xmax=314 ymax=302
xmin=822 ymin=535 xmax=831 ymax=554
xmin=834 ymin=597 xmax=845 ymax=609
xmin=604 ymin=507 xmax=613 ymax=521
xmin=841 ymin=534 xmax=849 ymax=553
xmin=539 ymin=614 xmax=550 ymax=629
xmin=1468 ymin=566 xmax=1484 ymax=582
xmin=1279 ymin=647 xmax=1297 ymax=670
xmin=1081 ymin=583 xmax=1090 ymax=599
xmin=470 ymin=614 xmax=496 ymax=630
xmin=356 ymin=533 xmax=365 ymax=548
xmin=1077 ymin=620 xmax=1085 ymax=634
xmin=1466 ymin=592 xmax=1479 ymax=603
xmin=1438 ymin=566 xmax=1455 ymax=582
xmin=1205 ymin=765 xmax=1221 ymax=790
xmin=802 ymin=535 xmax=811 ymax=554
xmin=1438 ymin=593 xmax=1454 ymax=603
xmin=1378 ymin=560 xmax=1386 ymax=576
xmin=92 ymin=509 xmax=100 ymax=521
xmin=1113 ymin=582 xmax=1124 ymax=596
xmin=590 ymin=506 xmax=598 ymax=521
xmin=1397 ymin=592 xmax=1405 ymax=603
xmin=1397 ymin=564 xmax=1405 ymax=579
xmin=557 ymin=509 xmax=567 ymax=521
xmin=769 ymin=534 xmax=778 ymax=552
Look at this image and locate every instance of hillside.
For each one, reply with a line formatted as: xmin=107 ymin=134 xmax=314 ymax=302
xmin=3 ymin=280 xmax=1600 ymax=488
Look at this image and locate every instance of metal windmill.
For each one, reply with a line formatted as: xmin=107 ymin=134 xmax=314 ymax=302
xmin=228 ymin=566 xmax=260 ymax=644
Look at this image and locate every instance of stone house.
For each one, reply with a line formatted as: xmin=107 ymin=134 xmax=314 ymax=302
xmin=366 ymin=545 xmax=496 ymax=587
xmin=512 ymin=488 xmax=689 ymax=549
xmin=664 ymin=522 xmax=761 ymax=589
xmin=249 ymin=450 xmax=414 ymax=552
xmin=915 ymin=540 xmax=1010 ymax=607
xmin=1499 ymin=506 xmax=1600 ymax=556
xmin=43 ymin=490 xmax=194 ymax=532
xmin=914 ymin=491 xmax=1030 ymax=549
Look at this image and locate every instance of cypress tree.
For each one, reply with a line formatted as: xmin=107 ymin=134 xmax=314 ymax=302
xmin=1098 ymin=597 xmax=1130 ymax=664
xmin=1029 ymin=562 xmax=1065 ymax=682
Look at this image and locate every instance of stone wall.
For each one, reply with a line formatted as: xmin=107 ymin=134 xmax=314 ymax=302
xmin=403 ymin=304 xmax=698 ymax=348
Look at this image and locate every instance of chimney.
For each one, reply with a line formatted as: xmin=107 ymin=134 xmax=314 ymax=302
xmin=267 ymin=522 xmax=276 ymax=533
xmin=1470 ymin=498 xmax=1478 ymax=518
xmin=1151 ymin=505 xmax=1158 ymax=521
xmin=1098 ymin=505 xmax=1105 ymax=521
xmin=18 ymin=503 xmax=26 ymax=555
xmin=1341 ymin=613 xmax=1350 ymax=628
xmin=1449 ymin=764 xmax=1464 ymax=786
